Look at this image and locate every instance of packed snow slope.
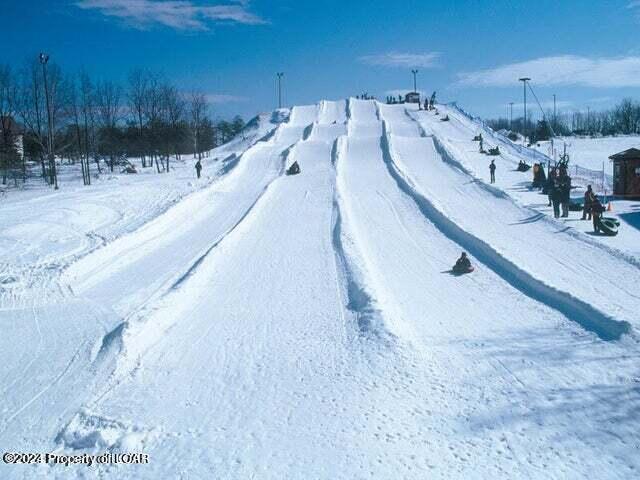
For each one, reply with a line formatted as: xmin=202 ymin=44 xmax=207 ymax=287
xmin=1 ymin=99 xmax=640 ymax=480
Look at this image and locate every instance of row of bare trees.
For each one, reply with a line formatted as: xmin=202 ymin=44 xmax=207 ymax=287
xmin=1 ymin=58 xmax=246 ymax=189
xmin=487 ymin=98 xmax=640 ymax=142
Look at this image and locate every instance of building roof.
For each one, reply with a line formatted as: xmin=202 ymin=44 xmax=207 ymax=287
xmin=609 ymin=147 xmax=640 ymax=161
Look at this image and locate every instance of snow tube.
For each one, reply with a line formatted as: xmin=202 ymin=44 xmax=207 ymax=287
xmin=601 ymin=216 xmax=620 ymax=227
xmin=598 ymin=218 xmax=619 ymax=236
xmin=452 ymin=265 xmax=474 ymax=275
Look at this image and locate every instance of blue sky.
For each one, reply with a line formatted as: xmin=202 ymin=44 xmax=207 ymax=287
xmin=4 ymin=0 xmax=640 ymax=120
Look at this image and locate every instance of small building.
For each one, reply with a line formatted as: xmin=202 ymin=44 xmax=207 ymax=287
xmin=609 ymin=148 xmax=640 ymax=198
xmin=404 ymin=92 xmax=420 ymax=104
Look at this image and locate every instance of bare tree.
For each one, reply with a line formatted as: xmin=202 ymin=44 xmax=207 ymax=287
xmin=79 ymin=70 xmax=96 ymax=179
xmin=95 ymin=80 xmax=122 ymax=171
xmin=0 ymin=65 xmax=21 ymax=184
xmin=18 ymin=60 xmax=48 ymax=181
xmin=127 ymin=69 xmax=149 ymax=167
xmin=161 ymin=84 xmax=185 ymax=171
xmin=142 ymin=73 xmax=163 ymax=172
xmin=190 ymin=92 xmax=208 ymax=161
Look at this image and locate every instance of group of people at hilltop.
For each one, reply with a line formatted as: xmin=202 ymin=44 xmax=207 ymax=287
xmin=423 ymin=96 xmax=436 ymax=111
xmin=384 ymin=91 xmax=437 ymax=111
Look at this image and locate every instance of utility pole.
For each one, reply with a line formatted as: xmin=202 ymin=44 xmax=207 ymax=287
xmin=509 ymin=102 xmax=514 ymax=130
xmin=553 ymin=94 xmax=557 ymax=130
xmin=519 ymin=77 xmax=530 ymax=146
xmin=411 ymin=69 xmax=418 ymax=93
xmin=276 ymin=72 xmax=284 ymax=109
xmin=40 ymin=52 xmax=57 ymax=190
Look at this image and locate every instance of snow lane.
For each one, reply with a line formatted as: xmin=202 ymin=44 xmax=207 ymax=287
xmin=0 ymin=109 xmax=290 ymax=476
xmin=399 ymin=107 xmax=639 ymax=333
xmin=60 ymin=106 xmax=382 ymax=477
xmin=425 ymin=104 xmax=640 ymax=260
xmin=379 ymin=116 xmax=630 ymax=340
xmin=0 ymin=115 xmax=281 ymax=312
xmin=64 ymin=110 xmax=313 ymax=319
xmin=0 ymin=300 xmax=119 ymax=472
xmin=333 ymin=100 xmax=640 ymax=477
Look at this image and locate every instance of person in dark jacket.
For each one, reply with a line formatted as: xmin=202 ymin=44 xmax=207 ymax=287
xmin=286 ymin=161 xmax=300 ymax=175
xmin=550 ymin=177 xmax=562 ymax=218
xmin=195 ymin=160 xmax=202 ymax=179
xmin=453 ymin=252 xmax=472 ymax=272
xmin=582 ymin=185 xmax=595 ymax=220
xmin=545 ymin=168 xmax=556 ymax=206
xmin=591 ymin=195 xmax=605 ymax=232
xmin=559 ymin=170 xmax=572 ymax=217
xmin=489 ymin=159 xmax=496 ymax=183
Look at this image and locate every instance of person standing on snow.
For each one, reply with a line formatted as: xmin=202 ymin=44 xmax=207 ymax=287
xmin=489 ymin=159 xmax=496 ymax=183
xmin=551 ymin=176 xmax=562 ymax=218
xmin=591 ymin=195 xmax=605 ymax=232
xmin=582 ymin=185 xmax=595 ymax=220
xmin=195 ymin=159 xmax=202 ymax=179
xmin=559 ymin=169 xmax=572 ymax=218
xmin=545 ymin=168 xmax=556 ymax=206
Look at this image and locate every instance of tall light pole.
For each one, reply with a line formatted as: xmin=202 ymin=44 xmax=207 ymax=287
xmin=509 ymin=102 xmax=514 ymax=130
xmin=553 ymin=94 xmax=557 ymax=130
xmin=519 ymin=77 xmax=530 ymax=146
xmin=411 ymin=69 xmax=418 ymax=93
xmin=40 ymin=52 xmax=57 ymax=190
xmin=276 ymin=72 xmax=284 ymax=109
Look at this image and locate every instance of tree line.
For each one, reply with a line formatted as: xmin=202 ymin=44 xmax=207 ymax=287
xmin=487 ymin=97 xmax=640 ymax=143
xmin=0 ymin=58 xmax=246 ymax=188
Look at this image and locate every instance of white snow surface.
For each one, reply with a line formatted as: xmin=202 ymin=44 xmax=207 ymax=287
xmin=532 ymin=135 xmax=640 ymax=174
xmin=1 ymin=100 xmax=640 ymax=479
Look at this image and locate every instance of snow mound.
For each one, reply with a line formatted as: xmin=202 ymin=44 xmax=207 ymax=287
xmin=57 ymin=410 xmax=158 ymax=452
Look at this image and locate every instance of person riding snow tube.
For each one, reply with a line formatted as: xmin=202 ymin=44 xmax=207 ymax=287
xmin=286 ymin=161 xmax=301 ymax=176
xmin=452 ymin=252 xmax=474 ymax=274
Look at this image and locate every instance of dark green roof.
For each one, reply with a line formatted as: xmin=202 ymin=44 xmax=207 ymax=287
xmin=609 ymin=148 xmax=640 ymax=161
